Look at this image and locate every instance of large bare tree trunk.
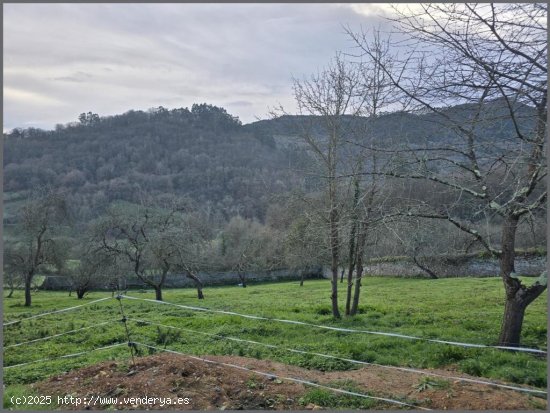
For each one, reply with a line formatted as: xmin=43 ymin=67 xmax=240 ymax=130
xmin=497 ymin=215 xmax=546 ymax=346
xmin=499 ymin=295 xmax=526 ymax=347
xmin=499 ymin=215 xmax=521 ymax=346
xmin=76 ymin=288 xmax=87 ymax=299
xmin=499 ymin=281 xmax=546 ymax=347
xmin=24 ymin=277 xmax=32 ymax=307
xmin=154 ymin=285 xmax=163 ymax=301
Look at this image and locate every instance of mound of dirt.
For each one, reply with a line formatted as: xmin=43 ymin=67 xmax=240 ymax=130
xmin=34 ymin=353 xmax=546 ymax=410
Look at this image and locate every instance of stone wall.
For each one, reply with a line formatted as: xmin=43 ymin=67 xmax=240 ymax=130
xmin=323 ymin=254 xmax=546 ymax=278
xmin=38 ymin=254 xmax=547 ymax=290
xmin=40 ymin=267 xmax=324 ymax=291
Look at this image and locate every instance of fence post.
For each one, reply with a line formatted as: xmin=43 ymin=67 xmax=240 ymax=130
xmin=116 ymin=295 xmax=136 ymax=368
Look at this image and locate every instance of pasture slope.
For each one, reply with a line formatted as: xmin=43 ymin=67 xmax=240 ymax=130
xmin=3 ymin=277 xmax=548 ymax=410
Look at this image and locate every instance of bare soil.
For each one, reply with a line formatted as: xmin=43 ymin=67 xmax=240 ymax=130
xmin=34 ymin=353 xmax=546 ymax=410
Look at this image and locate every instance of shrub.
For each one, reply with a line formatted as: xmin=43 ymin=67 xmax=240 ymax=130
xmin=459 ymin=359 xmax=487 ymax=376
xmin=155 ymin=327 xmax=182 ymax=346
xmin=414 ymin=377 xmax=450 ymax=392
xmin=314 ymin=306 xmax=332 ymax=316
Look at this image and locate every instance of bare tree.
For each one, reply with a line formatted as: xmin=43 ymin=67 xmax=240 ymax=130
xmin=265 ymin=193 xmax=328 ymax=287
xmin=349 ymin=3 xmax=547 ymax=346
xmin=67 ymin=243 xmax=115 ymax=299
xmin=381 ymin=215 xmax=474 ymax=280
xmin=4 ymin=244 xmax=24 ymax=298
xmin=220 ymin=216 xmax=281 ymax=288
xmin=344 ymin=34 xmax=395 ymax=315
xmin=287 ymin=43 xmax=395 ymax=317
xmin=97 ymin=202 xmax=182 ymax=301
xmin=168 ymin=210 xmax=211 ymax=299
xmin=347 ymin=175 xmax=386 ymax=315
xmin=7 ymin=191 xmax=68 ymax=306
xmin=283 ymin=210 xmax=327 ymax=287
xmin=288 ymin=54 xmax=370 ymax=318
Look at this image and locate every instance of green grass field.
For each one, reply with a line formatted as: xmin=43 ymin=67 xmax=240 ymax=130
xmin=3 ymin=277 xmax=548 ymax=405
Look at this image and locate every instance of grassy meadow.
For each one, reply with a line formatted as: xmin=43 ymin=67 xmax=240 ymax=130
xmin=3 ymin=277 xmax=548 ymax=407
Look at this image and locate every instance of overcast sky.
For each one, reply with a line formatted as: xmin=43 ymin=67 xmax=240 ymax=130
xmin=3 ymin=3 xmax=402 ymax=131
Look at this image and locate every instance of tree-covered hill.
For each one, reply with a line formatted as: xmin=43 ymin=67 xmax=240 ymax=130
xmin=3 ymin=100 xmax=536 ymax=226
xmin=3 ymin=104 xmax=314 ymax=223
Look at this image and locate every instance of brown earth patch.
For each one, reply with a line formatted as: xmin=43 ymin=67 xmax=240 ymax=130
xmin=34 ymin=353 xmax=547 ymax=410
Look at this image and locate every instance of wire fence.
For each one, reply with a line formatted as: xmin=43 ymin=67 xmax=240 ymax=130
xmin=120 ymin=294 xmax=548 ymax=354
xmin=125 ymin=317 xmax=547 ymax=395
xmin=132 ymin=341 xmax=431 ymax=410
xmin=3 ymin=293 xmax=548 ymax=409
xmin=4 ymin=320 xmax=115 ymax=349
xmin=4 ymin=343 xmax=126 ymax=369
xmin=3 ymin=297 xmax=112 ymax=326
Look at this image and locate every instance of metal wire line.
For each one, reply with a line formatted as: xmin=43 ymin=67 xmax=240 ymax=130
xmin=120 ymin=294 xmax=547 ymax=354
xmin=132 ymin=341 xmax=432 ymax=411
xmin=127 ymin=317 xmax=547 ymax=395
xmin=4 ymin=320 xmax=115 ymax=349
xmin=3 ymin=297 xmax=113 ymax=326
xmin=4 ymin=343 xmax=126 ymax=369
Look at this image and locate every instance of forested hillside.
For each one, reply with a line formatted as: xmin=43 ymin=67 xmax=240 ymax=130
xmin=4 ymin=99 xmax=535 ymax=227
xmin=3 ymin=104 xmax=314 ymax=223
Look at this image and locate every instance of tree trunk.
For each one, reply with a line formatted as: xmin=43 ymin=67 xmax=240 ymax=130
xmin=350 ymin=265 xmax=363 ymax=316
xmin=76 ymin=288 xmax=87 ymax=299
xmin=329 ymin=206 xmax=341 ymax=318
xmin=498 ymin=214 xmax=520 ymax=346
xmin=496 ymin=214 xmax=546 ymax=347
xmin=345 ymin=229 xmax=357 ymax=316
xmin=154 ymin=285 xmax=163 ymax=301
xmin=350 ymin=222 xmax=368 ymax=316
xmin=24 ymin=277 xmax=32 ymax=307
xmin=6 ymin=274 xmax=15 ymax=298
xmin=346 ymin=180 xmax=360 ymax=314
xmin=412 ymin=256 xmax=438 ymax=279
xmin=345 ymin=267 xmax=354 ymax=316
xmin=499 ymin=296 xmax=526 ymax=347
xmin=300 ymin=271 xmax=304 ymax=287
xmin=185 ymin=271 xmax=205 ymax=299
xmin=239 ymin=273 xmax=247 ymax=288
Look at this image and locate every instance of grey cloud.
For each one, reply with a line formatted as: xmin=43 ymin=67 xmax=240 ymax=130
xmin=3 ymin=3 xmax=393 ymax=130
xmin=51 ymin=71 xmax=94 ymax=83
xmin=225 ymin=101 xmax=254 ymax=108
